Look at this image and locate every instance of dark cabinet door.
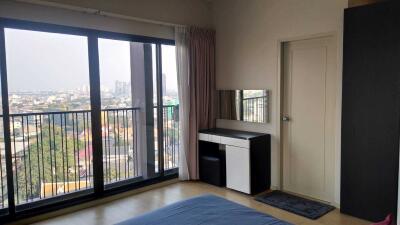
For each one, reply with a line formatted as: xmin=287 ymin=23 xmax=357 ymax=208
xmin=341 ymin=1 xmax=400 ymax=222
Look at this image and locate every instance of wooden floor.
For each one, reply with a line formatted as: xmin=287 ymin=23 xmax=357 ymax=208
xmin=25 ymin=181 xmax=370 ymax=225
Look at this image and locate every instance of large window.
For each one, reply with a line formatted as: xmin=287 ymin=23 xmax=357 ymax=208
xmin=5 ymin=28 xmax=93 ymax=207
xmin=161 ymin=45 xmax=179 ymax=171
xmin=0 ymin=19 xmax=178 ymax=221
xmin=98 ymin=39 xmax=162 ymax=186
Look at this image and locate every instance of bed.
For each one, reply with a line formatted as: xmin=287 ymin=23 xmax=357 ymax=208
xmin=116 ymin=194 xmax=292 ymax=225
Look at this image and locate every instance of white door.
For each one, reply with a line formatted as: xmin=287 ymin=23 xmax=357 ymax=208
xmin=226 ymin=145 xmax=250 ymax=194
xmin=282 ymin=36 xmax=337 ymax=202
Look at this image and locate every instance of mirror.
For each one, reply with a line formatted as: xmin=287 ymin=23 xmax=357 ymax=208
xmin=218 ymin=90 xmax=269 ymax=123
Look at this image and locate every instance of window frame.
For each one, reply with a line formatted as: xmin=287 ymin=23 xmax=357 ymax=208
xmin=0 ymin=17 xmax=177 ymax=223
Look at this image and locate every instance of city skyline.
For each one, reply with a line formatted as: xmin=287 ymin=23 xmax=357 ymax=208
xmin=4 ymin=28 xmax=178 ymax=93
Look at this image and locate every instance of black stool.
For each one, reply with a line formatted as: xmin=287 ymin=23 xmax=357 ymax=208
xmin=199 ymin=154 xmax=226 ymax=187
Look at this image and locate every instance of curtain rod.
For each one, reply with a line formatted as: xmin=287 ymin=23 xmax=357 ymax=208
xmin=14 ymin=0 xmax=187 ymax=28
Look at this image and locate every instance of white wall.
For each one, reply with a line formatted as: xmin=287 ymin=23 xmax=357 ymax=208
xmin=0 ymin=0 xmax=212 ymax=40
xmin=212 ymin=0 xmax=347 ymax=206
xmin=45 ymin=0 xmax=213 ymax=28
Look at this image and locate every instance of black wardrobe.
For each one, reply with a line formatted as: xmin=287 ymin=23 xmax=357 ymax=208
xmin=342 ymin=1 xmax=400 ymax=222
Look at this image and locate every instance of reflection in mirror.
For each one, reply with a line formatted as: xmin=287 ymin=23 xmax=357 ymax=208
xmin=219 ymin=90 xmax=269 ymax=123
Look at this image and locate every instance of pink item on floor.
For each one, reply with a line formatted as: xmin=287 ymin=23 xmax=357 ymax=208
xmin=371 ymin=214 xmax=394 ymax=225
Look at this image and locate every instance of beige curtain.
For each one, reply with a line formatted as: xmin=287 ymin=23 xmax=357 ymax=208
xmin=175 ymin=26 xmax=190 ymax=180
xmin=187 ymin=27 xmax=216 ymax=180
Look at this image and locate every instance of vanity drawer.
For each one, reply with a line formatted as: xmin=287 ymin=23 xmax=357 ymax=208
xmin=220 ymin=136 xmax=249 ymax=148
xmin=209 ymin=134 xmax=221 ymax=143
xmin=198 ymin=133 xmax=210 ymax=141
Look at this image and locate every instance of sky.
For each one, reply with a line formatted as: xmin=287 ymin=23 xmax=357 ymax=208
xmin=4 ymin=28 xmax=177 ymax=93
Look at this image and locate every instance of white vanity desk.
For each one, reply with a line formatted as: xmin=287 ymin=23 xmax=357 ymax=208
xmin=198 ymin=128 xmax=270 ymax=195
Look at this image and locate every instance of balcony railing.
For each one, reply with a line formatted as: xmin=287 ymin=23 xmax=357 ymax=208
xmin=0 ymin=105 xmax=179 ymax=207
xmin=162 ymin=105 xmax=179 ymax=171
xmin=9 ymin=110 xmax=93 ymax=206
xmin=102 ymin=108 xmax=141 ymax=185
xmin=0 ymin=134 xmax=6 ymax=209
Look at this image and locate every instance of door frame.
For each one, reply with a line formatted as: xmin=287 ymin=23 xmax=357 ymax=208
xmin=276 ymin=32 xmax=341 ymax=206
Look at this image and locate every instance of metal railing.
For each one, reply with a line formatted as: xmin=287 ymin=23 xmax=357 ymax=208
xmin=0 ymin=105 xmax=179 ymax=207
xmin=162 ymin=105 xmax=179 ymax=171
xmin=242 ymin=96 xmax=267 ymax=123
xmin=0 ymin=127 xmax=6 ymax=209
xmin=10 ymin=110 xmax=93 ymax=205
xmin=102 ymin=108 xmax=140 ymax=184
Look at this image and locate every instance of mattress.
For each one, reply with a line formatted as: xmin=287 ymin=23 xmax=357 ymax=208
xmin=116 ymin=194 xmax=292 ymax=225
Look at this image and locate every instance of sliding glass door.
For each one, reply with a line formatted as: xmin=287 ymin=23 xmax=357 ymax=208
xmin=0 ymin=18 xmax=178 ymax=220
xmin=160 ymin=44 xmax=179 ymax=172
xmin=4 ymin=28 xmax=93 ymax=208
xmin=98 ymin=38 xmax=160 ymax=186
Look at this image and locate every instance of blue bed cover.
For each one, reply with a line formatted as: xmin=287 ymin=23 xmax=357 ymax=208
xmin=116 ymin=194 xmax=292 ymax=225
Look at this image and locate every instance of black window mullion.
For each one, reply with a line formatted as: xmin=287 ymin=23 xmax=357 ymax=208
xmin=88 ymin=34 xmax=104 ymax=195
xmin=0 ymin=27 xmax=16 ymax=216
xmin=239 ymin=90 xmax=244 ymax=121
xmin=156 ymin=44 xmax=164 ymax=176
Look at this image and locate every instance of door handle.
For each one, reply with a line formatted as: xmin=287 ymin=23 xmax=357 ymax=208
xmin=282 ymin=116 xmax=290 ymax=122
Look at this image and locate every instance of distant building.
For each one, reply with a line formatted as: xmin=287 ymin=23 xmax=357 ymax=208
xmin=162 ymin=73 xmax=166 ymax=97
xmin=114 ymin=81 xmax=130 ymax=96
xmin=41 ymin=181 xmax=91 ymax=197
